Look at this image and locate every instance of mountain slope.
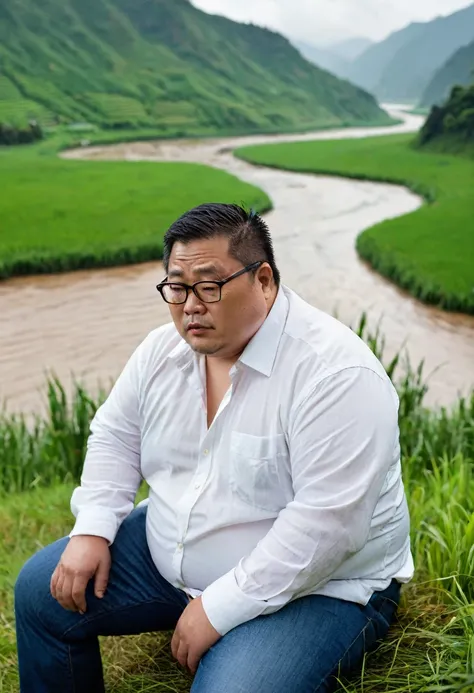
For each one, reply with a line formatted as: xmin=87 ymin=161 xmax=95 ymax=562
xmin=347 ymin=23 xmax=426 ymax=93
xmin=375 ymin=4 xmax=474 ymax=103
xmin=294 ymin=41 xmax=350 ymax=79
xmin=348 ymin=4 xmax=474 ymax=102
xmin=421 ymin=40 xmax=474 ymax=107
xmin=294 ymin=37 xmax=372 ymax=79
xmin=330 ymin=37 xmax=373 ymax=61
xmin=0 ymin=0 xmax=387 ymax=134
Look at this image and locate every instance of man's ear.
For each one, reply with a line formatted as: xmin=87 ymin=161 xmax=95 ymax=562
xmin=257 ymin=263 xmax=274 ymax=295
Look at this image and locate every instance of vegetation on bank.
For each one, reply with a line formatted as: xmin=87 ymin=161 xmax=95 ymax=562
xmin=237 ymin=133 xmax=474 ymax=314
xmin=0 ymin=319 xmax=473 ymax=691
xmin=419 ymin=83 xmax=474 ymax=149
xmin=0 ymin=112 xmax=402 ymax=283
xmin=0 ymin=121 xmax=43 ymax=146
xmin=0 ymin=137 xmax=270 ymax=280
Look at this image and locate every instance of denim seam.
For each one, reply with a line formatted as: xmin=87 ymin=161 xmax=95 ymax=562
xmin=67 ymin=645 xmax=77 ymax=693
xmin=60 ymin=596 xmax=182 ymax=639
xmin=311 ymin=616 xmax=375 ymax=693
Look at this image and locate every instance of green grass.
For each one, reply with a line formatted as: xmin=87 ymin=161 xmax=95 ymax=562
xmin=0 ymin=137 xmax=271 ymax=279
xmin=1 ymin=318 xmax=473 ymax=691
xmin=0 ymin=115 xmax=404 ymax=282
xmin=236 ymin=133 xmax=474 ymax=314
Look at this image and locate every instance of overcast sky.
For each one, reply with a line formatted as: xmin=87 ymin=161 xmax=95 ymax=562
xmin=191 ymin=0 xmax=474 ymax=46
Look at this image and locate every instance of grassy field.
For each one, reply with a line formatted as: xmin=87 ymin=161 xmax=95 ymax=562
xmin=0 ymin=136 xmax=270 ymax=280
xmin=1 ymin=320 xmax=473 ymax=692
xmin=236 ymin=133 xmax=474 ymax=314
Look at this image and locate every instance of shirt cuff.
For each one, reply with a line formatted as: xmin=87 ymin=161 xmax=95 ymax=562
xmin=201 ymin=569 xmax=268 ymax=636
xmin=69 ymin=507 xmax=119 ymax=545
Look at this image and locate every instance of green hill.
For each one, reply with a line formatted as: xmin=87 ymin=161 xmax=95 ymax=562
xmin=0 ymin=0 xmax=387 ymax=135
xmin=348 ymin=4 xmax=474 ymax=103
xmin=421 ymin=40 xmax=474 ymax=107
xmin=419 ymin=83 xmax=474 ymax=152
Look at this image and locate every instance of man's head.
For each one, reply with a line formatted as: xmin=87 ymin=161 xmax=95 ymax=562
xmin=159 ymin=203 xmax=280 ymax=360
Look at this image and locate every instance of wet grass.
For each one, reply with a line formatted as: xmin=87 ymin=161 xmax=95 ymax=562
xmin=0 ymin=137 xmax=271 ymax=280
xmin=236 ymin=133 xmax=474 ymax=314
xmin=0 ymin=318 xmax=473 ymax=691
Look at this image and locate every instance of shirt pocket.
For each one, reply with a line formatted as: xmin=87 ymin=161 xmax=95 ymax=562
xmin=230 ymin=432 xmax=289 ymax=513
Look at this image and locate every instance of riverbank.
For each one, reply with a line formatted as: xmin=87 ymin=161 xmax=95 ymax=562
xmin=0 ymin=139 xmax=270 ymax=280
xmin=2 ymin=108 xmax=474 ymax=413
xmin=0 ymin=114 xmax=404 ymax=282
xmin=1 ymin=327 xmax=473 ymax=692
xmin=236 ymin=133 xmax=474 ymax=314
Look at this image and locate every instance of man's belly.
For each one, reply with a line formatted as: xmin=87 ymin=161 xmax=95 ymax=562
xmin=145 ymin=493 xmax=274 ymax=592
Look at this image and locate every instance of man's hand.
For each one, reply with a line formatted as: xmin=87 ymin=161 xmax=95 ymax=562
xmin=50 ymin=535 xmax=111 ymax=614
xmin=171 ymin=596 xmax=221 ymax=674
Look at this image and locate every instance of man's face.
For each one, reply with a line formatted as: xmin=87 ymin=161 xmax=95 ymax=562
xmin=165 ymin=236 xmax=273 ymax=359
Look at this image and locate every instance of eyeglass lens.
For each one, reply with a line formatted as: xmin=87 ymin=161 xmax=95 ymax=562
xmin=161 ymin=282 xmax=221 ymax=304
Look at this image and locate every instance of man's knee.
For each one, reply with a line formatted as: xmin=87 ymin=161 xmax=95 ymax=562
xmin=15 ymin=537 xmax=69 ymax=621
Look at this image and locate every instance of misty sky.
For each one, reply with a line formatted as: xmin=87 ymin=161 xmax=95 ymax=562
xmin=191 ymin=0 xmax=474 ymax=45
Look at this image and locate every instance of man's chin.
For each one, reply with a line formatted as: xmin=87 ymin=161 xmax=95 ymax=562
xmin=186 ymin=335 xmax=220 ymax=355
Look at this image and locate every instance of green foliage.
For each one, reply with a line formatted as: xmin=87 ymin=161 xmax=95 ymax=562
xmin=0 ymin=139 xmax=271 ymax=279
xmin=0 ymin=0 xmax=388 ymax=135
xmin=420 ymin=83 xmax=474 ymax=146
xmin=0 ymin=321 xmax=473 ymax=691
xmin=0 ymin=120 xmax=42 ymax=145
xmin=0 ymin=377 xmax=102 ymax=492
xmin=236 ymin=133 xmax=474 ymax=314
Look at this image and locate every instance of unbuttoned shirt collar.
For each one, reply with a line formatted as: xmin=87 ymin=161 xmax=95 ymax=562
xmin=167 ymin=286 xmax=289 ymax=377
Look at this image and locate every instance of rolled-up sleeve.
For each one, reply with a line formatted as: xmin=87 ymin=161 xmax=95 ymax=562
xmin=202 ymin=366 xmax=399 ymax=635
xmin=69 ymin=340 xmax=145 ymax=544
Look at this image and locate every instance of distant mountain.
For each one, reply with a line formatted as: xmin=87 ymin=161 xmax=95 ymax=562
xmin=294 ymin=41 xmax=350 ymax=79
xmin=331 ymin=37 xmax=373 ymax=61
xmin=348 ymin=4 xmax=474 ymax=103
xmin=347 ymin=23 xmax=426 ymax=94
xmin=0 ymin=0 xmax=388 ymax=134
xmin=421 ymin=40 xmax=474 ymax=107
xmin=294 ymin=36 xmax=372 ymax=80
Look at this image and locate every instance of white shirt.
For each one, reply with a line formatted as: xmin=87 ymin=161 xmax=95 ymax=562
xmin=70 ymin=286 xmax=414 ymax=636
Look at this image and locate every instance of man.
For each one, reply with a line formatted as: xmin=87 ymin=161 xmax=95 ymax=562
xmin=15 ymin=203 xmax=414 ymax=692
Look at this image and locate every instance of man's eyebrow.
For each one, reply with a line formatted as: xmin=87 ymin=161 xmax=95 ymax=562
xmin=168 ymin=264 xmax=224 ymax=279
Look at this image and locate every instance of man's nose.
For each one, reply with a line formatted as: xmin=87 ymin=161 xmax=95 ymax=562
xmin=183 ymin=290 xmax=206 ymax=314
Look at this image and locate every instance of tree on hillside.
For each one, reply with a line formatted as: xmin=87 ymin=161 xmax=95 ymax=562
xmin=0 ymin=121 xmax=43 ymax=146
xmin=419 ymin=83 xmax=474 ymax=144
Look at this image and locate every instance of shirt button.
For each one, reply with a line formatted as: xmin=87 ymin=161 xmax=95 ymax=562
xmin=177 ymin=543 xmax=183 ymax=550
xmin=203 ymin=449 xmax=209 ymax=455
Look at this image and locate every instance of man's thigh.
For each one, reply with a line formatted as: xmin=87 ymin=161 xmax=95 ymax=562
xmin=192 ymin=587 xmax=399 ymax=693
xmin=15 ymin=504 xmax=188 ymax=640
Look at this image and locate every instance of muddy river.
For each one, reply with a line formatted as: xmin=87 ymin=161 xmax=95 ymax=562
xmin=1 ymin=106 xmax=473 ymax=414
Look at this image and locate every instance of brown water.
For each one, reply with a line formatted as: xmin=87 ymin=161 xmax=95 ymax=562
xmin=1 ymin=107 xmax=473 ymax=414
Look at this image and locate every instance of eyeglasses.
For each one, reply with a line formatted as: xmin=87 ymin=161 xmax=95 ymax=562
xmin=156 ymin=261 xmax=263 ymax=305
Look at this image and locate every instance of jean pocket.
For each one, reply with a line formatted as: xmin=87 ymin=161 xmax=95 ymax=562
xmin=230 ymin=432 xmax=288 ymax=512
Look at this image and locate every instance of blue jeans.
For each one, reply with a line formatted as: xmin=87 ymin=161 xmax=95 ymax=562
xmin=15 ymin=505 xmax=401 ymax=693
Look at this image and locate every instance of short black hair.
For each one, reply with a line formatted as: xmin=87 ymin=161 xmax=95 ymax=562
xmin=163 ymin=203 xmax=281 ymax=286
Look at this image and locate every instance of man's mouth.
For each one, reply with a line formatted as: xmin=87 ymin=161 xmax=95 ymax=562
xmin=187 ymin=323 xmax=210 ymax=334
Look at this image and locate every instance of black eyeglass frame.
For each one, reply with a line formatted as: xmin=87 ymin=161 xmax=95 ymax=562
xmin=156 ymin=261 xmax=264 ymax=305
